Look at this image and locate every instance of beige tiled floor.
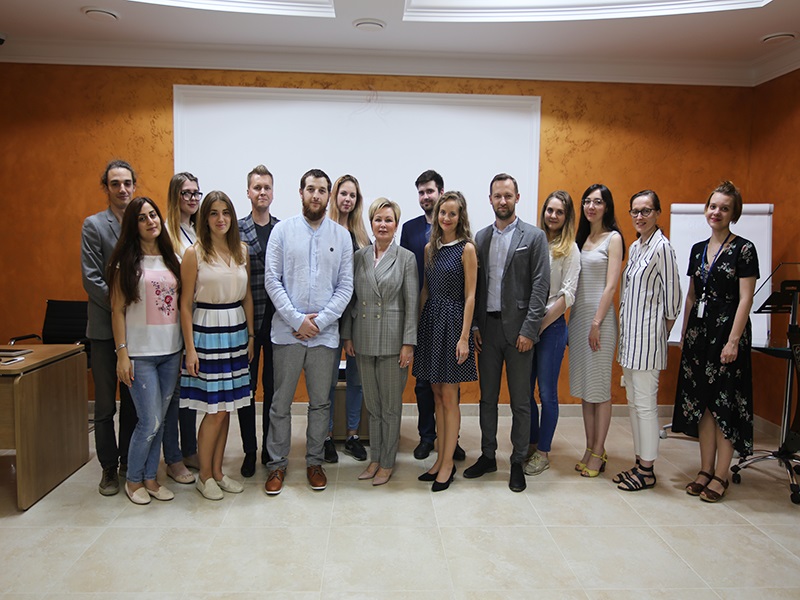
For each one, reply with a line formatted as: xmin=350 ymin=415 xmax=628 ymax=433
xmin=1 ymin=410 xmax=799 ymax=599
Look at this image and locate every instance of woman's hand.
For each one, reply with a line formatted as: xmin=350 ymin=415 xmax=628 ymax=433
xmin=247 ymin=338 xmax=254 ymax=362
xmin=116 ymin=354 xmax=133 ymax=387
xmin=185 ymin=347 xmax=200 ymax=377
xmin=588 ymin=322 xmax=601 ymax=352
xmin=399 ymin=344 xmax=414 ymax=368
xmin=456 ymin=338 xmax=469 ymax=365
xmin=720 ymin=340 xmax=739 ymax=365
xmin=343 ymin=339 xmax=356 ymax=357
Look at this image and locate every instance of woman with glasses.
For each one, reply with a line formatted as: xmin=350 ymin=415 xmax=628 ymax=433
xmin=569 ymin=184 xmax=624 ymax=477
xmin=674 ymin=181 xmax=758 ymax=502
xmin=161 ymin=172 xmax=203 ymax=486
xmin=615 ymin=190 xmax=681 ymax=491
xmin=524 ymin=190 xmax=581 ymax=476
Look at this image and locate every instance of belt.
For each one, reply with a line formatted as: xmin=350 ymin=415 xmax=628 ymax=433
xmin=487 ymin=312 xmax=501 ymax=318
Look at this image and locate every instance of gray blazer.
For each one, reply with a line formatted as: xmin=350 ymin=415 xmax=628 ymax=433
xmin=475 ymin=218 xmax=550 ymax=345
xmin=342 ymin=243 xmax=419 ymax=357
xmin=81 ymin=208 xmax=121 ymax=340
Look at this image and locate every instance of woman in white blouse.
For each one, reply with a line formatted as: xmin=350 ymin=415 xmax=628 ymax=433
xmin=525 ymin=191 xmax=581 ymax=475
xmin=615 ymin=190 xmax=681 ymax=491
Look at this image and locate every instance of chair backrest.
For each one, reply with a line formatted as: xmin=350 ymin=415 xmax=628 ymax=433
xmin=41 ymin=300 xmax=89 ymax=345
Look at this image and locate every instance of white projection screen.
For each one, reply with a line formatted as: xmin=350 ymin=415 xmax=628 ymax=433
xmin=173 ymin=85 xmax=542 ymax=236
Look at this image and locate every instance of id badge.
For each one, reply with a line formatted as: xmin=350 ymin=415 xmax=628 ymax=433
xmin=697 ymin=299 xmax=706 ymax=318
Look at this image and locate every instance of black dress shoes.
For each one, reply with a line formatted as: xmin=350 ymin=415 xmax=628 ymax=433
xmin=509 ymin=462 xmax=527 ymax=492
xmin=240 ymin=452 xmax=256 ymax=478
xmin=432 ymin=466 xmax=457 ymax=492
xmin=453 ymin=443 xmax=466 ymax=461
xmin=413 ymin=440 xmax=435 ymax=460
xmin=418 ymin=470 xmax=438 ymax=482
xmin=463 ymin=454 xmax=498 ymax=479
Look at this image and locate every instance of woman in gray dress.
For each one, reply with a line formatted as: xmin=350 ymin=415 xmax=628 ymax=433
xmin=569 ymin=184 xmax=624 ymax=477
xmin=342 ymin=198 xmax=418 ymax=486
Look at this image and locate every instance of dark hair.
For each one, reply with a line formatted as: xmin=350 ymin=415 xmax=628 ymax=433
xmin=300 ymin=168 xmax=331 ymax=191
xmin=107 ymin=197 xmax=181 ymax=306
xmin=706 ymin=180 xmax=743 ymax=223
xmin=489 ymin=173 xmax=518 ymax=195
xmin=629 ymin=189 xmax=661 ymax=212
xmin=415 ymin=169 xmax=444 ymax=193
xmin=426 ymin=190 xmax=474 ymax=266
xmin=101 ymin=160 xmax=136 ymax=187
xmin=196 ymin=191 xmax=246 ymax=265
xmin=166 ymin=172 xmax=199 ymax=245
xmin=247 ymin=164 xmax=273 ymax=188
xmin=575 ymin=183 xmax=625 ymax=257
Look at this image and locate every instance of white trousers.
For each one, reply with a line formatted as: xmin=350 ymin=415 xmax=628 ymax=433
xmin=622 ymin=367 xmax=660 ymax=462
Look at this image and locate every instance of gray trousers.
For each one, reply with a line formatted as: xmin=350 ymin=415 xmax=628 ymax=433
xmin=477 ymin=320 xmax=533 ymax=465
xmin=356 ymin=354 xmax=407 ymax=469
xmin=267 ymin=343 xmax=337 ymax=470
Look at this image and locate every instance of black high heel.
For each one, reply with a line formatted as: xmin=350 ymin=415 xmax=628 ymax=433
xmin=432 ymin=466 xmax=456 ymax=492
xmin=418 ymin=470 xmax=438 ymax=482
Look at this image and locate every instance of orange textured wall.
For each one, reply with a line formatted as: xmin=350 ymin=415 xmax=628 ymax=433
xmin=0 ymin=62 xmax=789 ymax=419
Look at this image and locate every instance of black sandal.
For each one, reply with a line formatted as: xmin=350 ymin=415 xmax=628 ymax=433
xmin=685 ymin=470 xmax=713 ymax=496
xmin=613 ymin=459 xmax=641 ymax=484
xmin=617 ymin=464 xmax=656 ymax=491
xmin=699 ymin=475 xmax=729 ymax=503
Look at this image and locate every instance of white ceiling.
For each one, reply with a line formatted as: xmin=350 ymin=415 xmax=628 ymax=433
xmin=1 ymin=0 xmax=799 ymax=86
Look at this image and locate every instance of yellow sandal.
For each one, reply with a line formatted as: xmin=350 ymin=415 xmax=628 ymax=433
xmin=580 ymin=452 xmax=607 ymax=478
xmin=575 ymin=448 xmax=592 ymax=472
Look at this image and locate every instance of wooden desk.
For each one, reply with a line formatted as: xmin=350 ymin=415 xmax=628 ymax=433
xmin=0 ymin=345 xmax=89 ymax=509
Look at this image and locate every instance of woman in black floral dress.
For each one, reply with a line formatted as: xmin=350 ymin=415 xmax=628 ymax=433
xmin=673 ymin=181 xmax=759 ymax=502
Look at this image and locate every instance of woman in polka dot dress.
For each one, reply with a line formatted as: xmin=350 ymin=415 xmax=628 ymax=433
xmin=413 ymin=191 xmax=478 ymax=491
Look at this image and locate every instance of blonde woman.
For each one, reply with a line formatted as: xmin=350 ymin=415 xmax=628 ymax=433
xmin=525 ymin=190 xmax=581 ymax=476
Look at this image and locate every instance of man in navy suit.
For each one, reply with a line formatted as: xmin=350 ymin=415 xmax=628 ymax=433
xmin=81 ymin=160 xmax=139 ymax=496
xmin=400 ymin=169 xmax=465 ymax=462
xmin=237 ymin=164 xmax=280 ymax=477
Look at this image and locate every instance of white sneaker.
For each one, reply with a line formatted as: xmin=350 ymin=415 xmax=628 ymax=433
xmin=196 ymin=477 xmax=224 ymax=500
xmin=216 ymin=474 xmax=244 ymax=494
xmin=523 ymin=451 xmax=550 ymax=476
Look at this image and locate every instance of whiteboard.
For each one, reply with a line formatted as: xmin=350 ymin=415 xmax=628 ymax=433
xmin=668 ymin=203 xmax=773 ymax=347
xmin=173 ymin=86 xmax=541 ymax=236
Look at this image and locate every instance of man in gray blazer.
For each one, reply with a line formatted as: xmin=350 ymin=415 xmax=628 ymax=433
xmin=81 ymin=160 xmax=138 ymax=496
xmin=465 ymin=173 xmax=550 ymax=492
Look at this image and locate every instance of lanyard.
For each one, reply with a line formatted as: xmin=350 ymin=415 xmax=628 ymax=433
xmin=696 ymin=232 xmax=731 ymax=318
xmin=180 ymin=225 xmax=194 ymax=245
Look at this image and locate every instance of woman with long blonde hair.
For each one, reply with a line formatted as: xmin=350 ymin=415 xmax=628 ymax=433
xmin=525 ymin=191 xmax=581 ymax=476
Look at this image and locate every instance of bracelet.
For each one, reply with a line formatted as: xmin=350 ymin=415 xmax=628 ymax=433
xmin=115 ymin=343 xmax=127 ymax=354
xmin=248 ymin=333 xmax=255 ymax=339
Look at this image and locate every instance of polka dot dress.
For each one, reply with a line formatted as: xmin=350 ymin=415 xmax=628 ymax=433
xmin=413 ymin=240 xmax=477 ymax=384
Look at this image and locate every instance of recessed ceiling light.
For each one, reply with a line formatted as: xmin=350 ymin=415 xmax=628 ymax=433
xmin=81 ymin=7 xmax=120 ymax=22
xmin=761 ymin=32 xmax=798 ymax=45
xmin=353 ymin=18 xmax=386 ymax=32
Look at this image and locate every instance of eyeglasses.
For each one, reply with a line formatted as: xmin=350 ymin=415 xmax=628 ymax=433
xmin=629 ymin=208 xmax=655 ymax=217
xmin=582 ymin=198 xmax=604 ymax=207
xmin=180 ymin=191 xmax=203 ymax=200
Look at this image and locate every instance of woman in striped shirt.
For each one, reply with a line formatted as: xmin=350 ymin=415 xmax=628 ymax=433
xmin=615 ymin=190 xmax=681 ymax=491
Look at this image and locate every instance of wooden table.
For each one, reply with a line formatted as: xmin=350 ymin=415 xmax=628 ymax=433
xmin=0 ymin=345 xmax=89 ymax=509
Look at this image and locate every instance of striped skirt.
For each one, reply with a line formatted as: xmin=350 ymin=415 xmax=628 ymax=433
xmin=180 ymin=301 xmax=251 ymax=414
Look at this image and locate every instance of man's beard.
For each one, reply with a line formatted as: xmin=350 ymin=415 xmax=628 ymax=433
xmin=302 ymin=202 xmax=326 ymax=222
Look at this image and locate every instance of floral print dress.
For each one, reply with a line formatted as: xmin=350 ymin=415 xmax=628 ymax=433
xmin=672 ymin=236 xmax=759 ymax=456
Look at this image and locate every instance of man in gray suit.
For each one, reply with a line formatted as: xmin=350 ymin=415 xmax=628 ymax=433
xmin=81 ymin=159 xmax=138 ymax=496
xmin=464 ymin=173 xmax=550 ymax=492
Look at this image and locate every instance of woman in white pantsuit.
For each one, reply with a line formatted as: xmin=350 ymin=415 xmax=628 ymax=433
xmin=342 ymin=198 xmax=419 ymax=486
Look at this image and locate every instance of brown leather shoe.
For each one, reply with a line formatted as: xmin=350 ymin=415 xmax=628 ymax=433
xmin=307 ymin=465 xmax=327 ymax=490
xmin=265 ymin=468 xmax=285 ymax=495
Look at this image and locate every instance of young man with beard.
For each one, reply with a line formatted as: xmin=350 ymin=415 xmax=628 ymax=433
xmin=465 ymin=173 xmax=550 ymax=492
xmin=263 ymin=169 xmax=354 ymax=494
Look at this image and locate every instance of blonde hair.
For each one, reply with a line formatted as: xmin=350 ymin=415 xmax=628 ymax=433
xmin=368 ymin=197 xmax=401 ymax=223
xmin=426 ymin=190 xmax=474 ymax=266
xmin=539 ymin=190 xmax=577 ymax=259
xmin=166 ymin=172 xmax=198 ymax=248
xmin=330 ymin=174 xmax=370 ymax=249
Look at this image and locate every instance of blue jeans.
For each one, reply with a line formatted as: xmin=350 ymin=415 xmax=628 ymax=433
xmin=328 ymin=343 xmax=363 ymax=433
xmin=162 ymin=372 xmax=197 ymax=465
xmin=127 ymin=352 xmax=182 ymax=483
xmin=530 ymin=315 xmax=568 ymax=453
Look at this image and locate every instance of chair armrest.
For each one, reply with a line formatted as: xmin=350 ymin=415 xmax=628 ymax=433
xmin=9 ymin=334 xmax=43 ymax=345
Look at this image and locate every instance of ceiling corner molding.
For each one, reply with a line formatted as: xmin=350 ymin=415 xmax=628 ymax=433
xmin=124 ymin=0 xmax=335 ymax=17
xmin=403 ymin=0 xmax=774 ymax=22
xmin=750 ymin=42 xmax=800 ymax=86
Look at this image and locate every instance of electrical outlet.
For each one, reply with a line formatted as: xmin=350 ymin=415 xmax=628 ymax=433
xmin=620 ymin=375 xmax=626 ymax=388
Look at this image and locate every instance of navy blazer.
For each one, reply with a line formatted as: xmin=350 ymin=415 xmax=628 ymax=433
xmin=399 ymin=214 xmax=430 ymax=291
